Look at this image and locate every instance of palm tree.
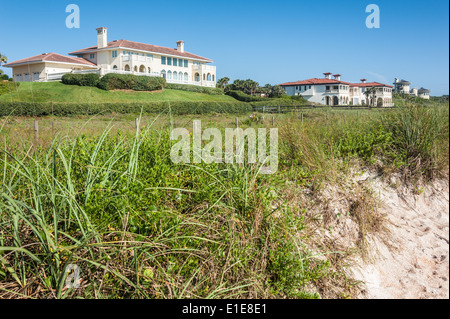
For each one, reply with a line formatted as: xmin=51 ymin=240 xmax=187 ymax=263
xmin=364 ymin=86 xmax=377 ymax=108
xmin=216 ymin=77 xmax=230 ymax=90
xmin=0 ymin=53 xmax=7 ymax=67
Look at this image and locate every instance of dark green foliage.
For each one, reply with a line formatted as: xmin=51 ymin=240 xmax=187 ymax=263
xmin=166 ymin=83 xmax=224 ymax=95
xmin=226 ymin=90 xmax=266 ymax=102
xmin=0 ymin=100 xmax=251 ymax=117
xmin=97 ymin=73 xmax=166 ymax=91
xmin=61 ymin=73 xmax=100 ymax=87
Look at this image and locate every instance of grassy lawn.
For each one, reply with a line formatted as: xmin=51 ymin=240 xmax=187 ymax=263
xmin=0 ymin=82 xmax=238 ymax=103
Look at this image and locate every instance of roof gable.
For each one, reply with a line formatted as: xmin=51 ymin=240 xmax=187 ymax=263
xmin=3 ymin=53 xmax=97 ymax=67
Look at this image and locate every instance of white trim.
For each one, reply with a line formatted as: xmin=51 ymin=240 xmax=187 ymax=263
xmin=70 ymin=46 xmax=213 ymax=63
xmin=5 ymin=60 xmax=98 ymax=68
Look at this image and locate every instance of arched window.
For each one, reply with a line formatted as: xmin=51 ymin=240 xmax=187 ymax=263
xmin=184 ymin=72 xmax=188 ymax=82
xmin=212 ymin=75 xmax=215 ymax=82
xmin=134 ymin=66 xmax=138 ymax=72
xmin=139 ymin=65 xmax=145 ymax=73
xmin=113 ymin=65 xmax=118 ymax=70
xmin=148 ymin=67 xmax=151 ymax=74
xmin=161 ymin=70 xmax=166 ymax=79
xmin=168 ymin=71 xmax=172 ymax=80
xmin=203 ymin=74 xmax=206 ymax=81
xmin=173 ymin=71 xmax=178 ymax=80
xmin=124 ymin=64 xmax=130 ymax=72
xmin=195 ymin=73 xmax=200 ymax=82
xmin=207 ymin=73 xmax=211 ymax=81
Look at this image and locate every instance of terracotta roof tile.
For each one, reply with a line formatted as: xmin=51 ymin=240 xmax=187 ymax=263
xmin=3 ymin=53 xmax=97 ymax=67
xmin=350 ymin=82 xmax=394 ymax=88
xmin=68 ymin=39 xmax=213 ymax=62
xmin=279 ymin=78 xmax=351 ymax=86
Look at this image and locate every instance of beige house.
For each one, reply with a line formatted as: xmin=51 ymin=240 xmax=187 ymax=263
xmin=5 ymin=27 xmax=217 ymax=87
xmin=4 ymin=53 xmax=97 ymax=82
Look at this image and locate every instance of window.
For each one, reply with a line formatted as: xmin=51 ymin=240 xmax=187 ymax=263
xmin=16 ymin=74 xmax=22 ymax=82
xmin=113 ymin=65 xmax=118 ymax=70
xmin=161 ymin=56 xmax=166 ymax=65
xmin=112 ymin=51 xmax=118 ymax=58
xmin=184 ymin=72 xmax=188 ymax=82
xmin=161 ymin=70 xmax=166 ymax=79
xmin=326 ymin=86 xmax=330 ymax=90
xmin=24 ymin=73 xmax=30 ymax=82
xmin=90 ymin=54 xmax=95 ymax=59
xmin=184 ymin=60 xmax=188 ymax=68
xmin=167 ymin=57 xmax=172 ymax=66
xmin=168 ymin=70 xmax=172 ymax=80
xmin=207 ymin=73 xmax=211 ymax=81
xmin=123 ymin=51 xmax=127 ymax=55
xmin=173 ymin=58 xmax=178 ymax=67
xmin=309 ymin=86 xmax=312 ymax=89
xmin=173 ymin=71 xmax=178 ymax=80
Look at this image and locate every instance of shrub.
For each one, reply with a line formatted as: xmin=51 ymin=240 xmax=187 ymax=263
xmin=226 ymin=90 xmax=266 ymax=102
xmin=166 ymin=83 xmax=223 ymax=95
xmin=61 ymin=73 xmax=100 ymax=87
xmin=0 ymin=101 xmax=251 ymax=117
xmin=0 ymin=81 xmax=20 ymax=96
xmin=97 ymin=73 xmax=166 ymax=91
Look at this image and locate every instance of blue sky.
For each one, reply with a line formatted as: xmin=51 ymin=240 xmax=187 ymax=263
xmin=0 ymin=0 xmax=448 ymax=95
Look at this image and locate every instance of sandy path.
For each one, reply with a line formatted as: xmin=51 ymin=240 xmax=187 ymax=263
xmin=353 ymin=178 xmax=449 ymax=299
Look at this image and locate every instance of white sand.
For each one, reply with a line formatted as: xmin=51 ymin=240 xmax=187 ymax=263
xmin=353 ymin=178 xmax=449 ymax=299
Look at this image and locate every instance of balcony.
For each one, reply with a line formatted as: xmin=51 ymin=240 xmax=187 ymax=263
xmin=122 ymin=55 xmax=152 ymax=63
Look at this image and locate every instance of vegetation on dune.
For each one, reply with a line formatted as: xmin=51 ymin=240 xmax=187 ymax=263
xmin=0 ymin=101 xmax=447 ymax=299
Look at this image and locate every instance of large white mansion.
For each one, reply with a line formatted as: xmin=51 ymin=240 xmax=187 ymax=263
xmin=393 ymin=78 xmax=431 ymax=99
xmin=280 ymin=73 xmax=394 ymax=107
xmin=4 ymin=27 xmax=217 ymax=87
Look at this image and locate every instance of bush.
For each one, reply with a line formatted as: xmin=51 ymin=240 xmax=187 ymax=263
xmin=0 ymin=81 xmax=20 ymax=96
xmin=97 ymin=73 xmax=166 ymax=91
xmin=0 ymin=101 xmax=251 ymax=117
xmin=61 ymin=73 xmax=100 ymax=87
xmin=226 ymin=90 xmax=266 ymax=102
xmin=166 ymin=83 xmax=223 ymax=95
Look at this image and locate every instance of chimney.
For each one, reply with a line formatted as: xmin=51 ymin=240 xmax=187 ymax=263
xmin=324 ymin=72 xmax=332 ymax=80
xmin=176 ymin=40 xmax=185 ymax=53
xmin=97 ymin=27 xmax=108 ymax=49
xmin=333 ymin=74 xmax=342 ymax=81
xmin=361 ymin=79 xmax=367 ymax=83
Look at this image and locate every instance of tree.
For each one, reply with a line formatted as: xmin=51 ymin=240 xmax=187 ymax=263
xmin=270 ymin=85 xmax=286 ymax=98
xmin=364 ymin=86 xmax=377 ymax=108
xmin=0 ymin=53 xmax=7 ymax=79
xmin=0 ymin=53 xmax=7 ymax=68
xmin=216 ymin=77 xmax=230 ymax=90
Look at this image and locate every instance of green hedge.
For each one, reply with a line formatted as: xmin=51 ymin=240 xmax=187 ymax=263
xmin=97 ymin=73 xmax=166 ymax=91
xmin=226 ymin=90 xmax=267 ymax=102
xmin=0 ymin=101 xmax=251 ymax=117
xmin=166 ymin=83 xmax=223 ymax=95
xmin=61 ymin=73 xmax=100 ymax=87
xmin=250 ymin=98 xmax=307 ymax=107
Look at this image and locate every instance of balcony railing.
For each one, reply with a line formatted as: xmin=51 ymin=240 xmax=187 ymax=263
xmin=122 ymin=55 xmax=152 ymax=63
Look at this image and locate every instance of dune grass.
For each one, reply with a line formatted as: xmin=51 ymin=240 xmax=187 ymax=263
xmin=0 ymin=102 xmax=448 ymax=299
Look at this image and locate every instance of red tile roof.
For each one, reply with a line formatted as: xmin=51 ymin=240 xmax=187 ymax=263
xmin=3 ymin=53 xmax=97 ymax=67
xmin=350 ymin=82 xmax=394 ymax=88
xmin=279 ymin=78 xmax=351 ymax=86
xmin=68 ymin=39 xmax=213 ymax=62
